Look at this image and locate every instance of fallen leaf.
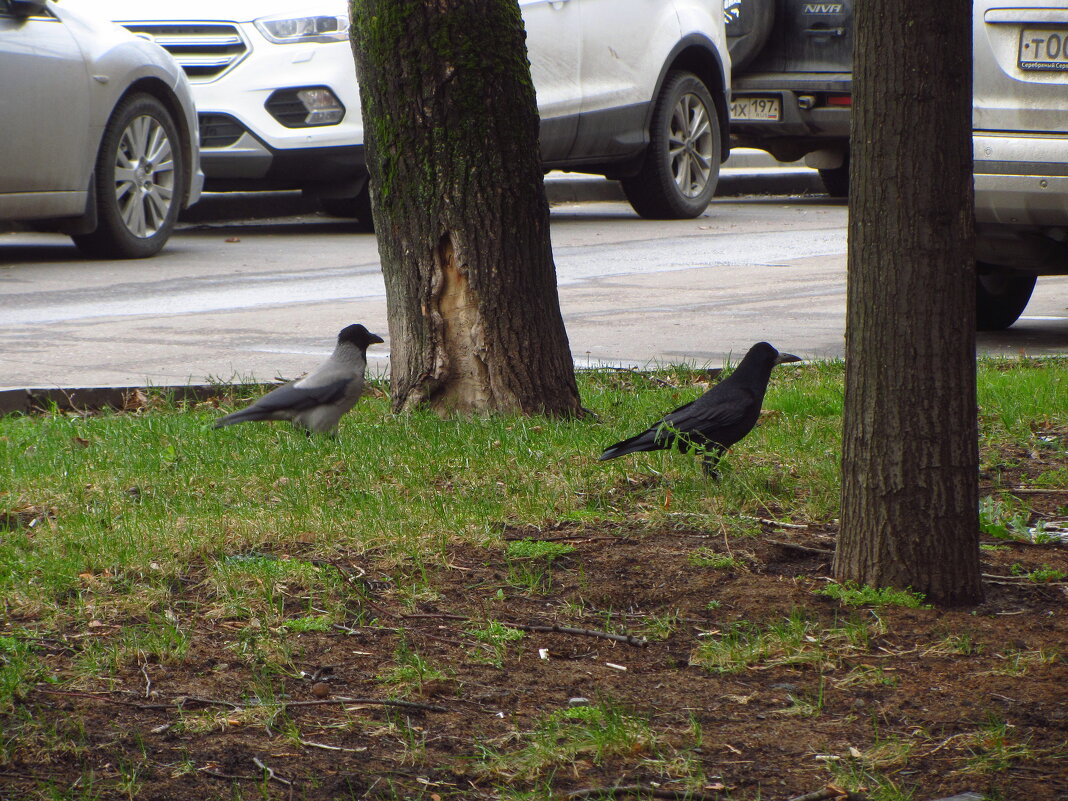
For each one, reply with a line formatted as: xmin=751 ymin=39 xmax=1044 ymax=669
xmin=123 ymin=389 xmax=150 ymax=411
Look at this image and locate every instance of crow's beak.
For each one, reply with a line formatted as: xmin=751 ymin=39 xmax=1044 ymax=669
xmin=369 ymin=333 xmax=385 ymax=345
xmin=776 ymin=352 xmax=802 ymax=364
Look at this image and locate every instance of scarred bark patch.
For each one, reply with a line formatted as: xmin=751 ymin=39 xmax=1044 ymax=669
xmin=429 ymin=234 xmax=495 ymax=413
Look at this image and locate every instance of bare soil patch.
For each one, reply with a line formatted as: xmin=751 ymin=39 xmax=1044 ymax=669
xmin=3 ymin=453 xmax=1066 ymax=800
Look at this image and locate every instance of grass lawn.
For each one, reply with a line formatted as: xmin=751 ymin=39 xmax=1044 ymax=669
xmin=1 ymin=357 xmax=1065 ymax=800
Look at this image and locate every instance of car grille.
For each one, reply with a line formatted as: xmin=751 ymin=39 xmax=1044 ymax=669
xmin=198 ymin=113 xmax=246 ymax=148
xmin=120 ymin=23 xmax=248 ymax=81
xmin=265 ymin=94 xmax=311 ymax=128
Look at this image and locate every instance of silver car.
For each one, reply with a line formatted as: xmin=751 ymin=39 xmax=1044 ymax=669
xmin=974 ymin=0 xmax=1068 ymax=329
xmin=0 ymin=0 xmax=203 ymax=258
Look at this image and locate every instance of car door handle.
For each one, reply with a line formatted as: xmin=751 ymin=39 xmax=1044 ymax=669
xmin=804 ymin=26 xmax=845 ymax=36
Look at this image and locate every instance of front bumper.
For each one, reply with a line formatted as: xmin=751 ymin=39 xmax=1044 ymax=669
xmin=197 ymin=114 xmax=365 ymax=191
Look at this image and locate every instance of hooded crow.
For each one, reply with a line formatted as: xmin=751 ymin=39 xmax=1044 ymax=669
xmin=214 ymin=324 xmax=384 ymax=434
xmin=599 ymin=342 xmax=800 ymax=477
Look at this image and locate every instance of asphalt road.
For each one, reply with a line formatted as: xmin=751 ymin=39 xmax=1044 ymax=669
xmin=2 ymin=186 xmax=1067 ymax=392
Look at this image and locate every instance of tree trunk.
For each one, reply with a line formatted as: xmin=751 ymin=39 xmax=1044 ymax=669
xmin=350 ymin=0 xmax=582 ymax=416
xmin=836 ymin=0 xmax=983 ymax=605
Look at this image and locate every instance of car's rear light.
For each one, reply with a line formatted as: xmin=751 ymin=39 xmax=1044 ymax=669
xmin=826 ymin=95 xmax=852 ymax=106
xmin=265 ymin=87 xmax=345 ymax=128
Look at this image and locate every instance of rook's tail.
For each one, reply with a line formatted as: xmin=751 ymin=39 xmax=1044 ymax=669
xmin=598 ymin=429 xmax=659 ymax=461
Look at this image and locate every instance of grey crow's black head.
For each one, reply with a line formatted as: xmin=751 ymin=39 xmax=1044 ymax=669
xmin=338 ymin=324 xmax=384 ymax=349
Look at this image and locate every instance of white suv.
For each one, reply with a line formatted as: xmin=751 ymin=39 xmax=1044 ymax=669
xmin=974 ymin=0 xmax=1068 ymax=329
xmin=71 ymin=0 xmax=730 ymax=222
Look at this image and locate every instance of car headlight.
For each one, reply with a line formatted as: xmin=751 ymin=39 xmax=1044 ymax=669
xmin=254 ymin=13 xmax=349 ymax=44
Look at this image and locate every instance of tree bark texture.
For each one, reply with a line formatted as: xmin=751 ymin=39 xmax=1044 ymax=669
xmin=350 ymin=0 xmax=582 ymax=416
xmin=836 ymin=0 xmax=983 ymax=605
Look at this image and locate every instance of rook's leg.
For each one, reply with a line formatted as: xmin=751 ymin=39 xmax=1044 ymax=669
xmin=700 ymin=446 xmax=725 ymax=479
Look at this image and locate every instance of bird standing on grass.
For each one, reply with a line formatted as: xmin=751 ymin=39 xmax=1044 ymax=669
xmin=598 ymin=342 xmax=800 ymax=477
xmin=214 ymin=324 xmax=384 ymax=434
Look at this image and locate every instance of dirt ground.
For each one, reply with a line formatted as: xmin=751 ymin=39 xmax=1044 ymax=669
xmin=3 ymin=474 xmax=1067 ymax=800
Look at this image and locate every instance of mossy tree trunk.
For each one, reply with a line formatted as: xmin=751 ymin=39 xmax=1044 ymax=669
xmin=835 ymin=0 xmax=982 ymax=605
xmin=349 ymin=0 xmax=582 ymax=416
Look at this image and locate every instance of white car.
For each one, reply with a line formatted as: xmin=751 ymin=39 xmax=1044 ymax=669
xmin=0 ymin=0 xmax=203 ymax=258
xmin=72 ymin=0 xmax=730 ymax=222
xmin=973 ymin=0 xmax=1068 ymax=329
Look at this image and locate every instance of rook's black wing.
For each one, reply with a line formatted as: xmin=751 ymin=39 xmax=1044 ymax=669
xmin=662 ymin=383 xmax=761 ymax=450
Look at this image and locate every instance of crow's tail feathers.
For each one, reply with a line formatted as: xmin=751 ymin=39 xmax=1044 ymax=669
xmin=598 ymin=429 xmax=660 ymax=461
xmin=213 ymin=408 xmax=268 ymax=429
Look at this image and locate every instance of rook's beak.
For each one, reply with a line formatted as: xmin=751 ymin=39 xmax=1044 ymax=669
xmin=775 ymin=352 xmax=802 ymax=364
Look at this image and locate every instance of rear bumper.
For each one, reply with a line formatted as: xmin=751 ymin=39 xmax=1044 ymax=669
xmin=728 ymin=73 xmax=852 ymax=161
xmin=974 ymin=132 xmax=1068 ymax=226
xmin=974 ymin=132 xmax=1068 ymax=275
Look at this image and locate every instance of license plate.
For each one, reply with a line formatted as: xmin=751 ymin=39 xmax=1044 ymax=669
xmin=1018 ymin=28 xmax=1068 ymax=71
xmin=730 ymin=96 xmax=781 ymax=121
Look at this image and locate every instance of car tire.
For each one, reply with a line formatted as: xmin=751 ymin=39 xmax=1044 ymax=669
xmin=975 ymin=264 xmax=1037 ymax=330
xmin=818 ymin=152 xmax=850 ymax=198
xmin=622 ymin=71 xmax=721 ymax=220
xmin=725 ymin=0 xmax=776 ymax=73
xmin=318 ymin=188 xmax=374 ymax=230
xmin=72 ymin=93 xmax=185 ymax=259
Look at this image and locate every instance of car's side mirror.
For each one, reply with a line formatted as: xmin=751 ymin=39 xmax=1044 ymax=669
xmin=8 ymin=0 xmax=49 ymax=18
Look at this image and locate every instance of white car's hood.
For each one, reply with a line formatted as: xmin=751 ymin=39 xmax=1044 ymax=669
xmin=60 ymin=0 xmax=346 ymax=24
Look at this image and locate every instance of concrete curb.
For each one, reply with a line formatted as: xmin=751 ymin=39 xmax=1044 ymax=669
xmin=543 ymin=148 xmax=825 ymax=203
xmin=0 ymin=385 xmax=231 ymax=416
xmin=543 ymin=167 xmax=825 ymax=204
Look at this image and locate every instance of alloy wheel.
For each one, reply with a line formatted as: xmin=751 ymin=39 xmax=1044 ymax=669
xmin=668 ymin=93 xmax=715 ymax=199
xmin=113 ymin=114 xmax=176 ymax=238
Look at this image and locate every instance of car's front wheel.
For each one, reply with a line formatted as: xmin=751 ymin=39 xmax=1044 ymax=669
xmin=975 ymin=263 xmax=1037 ymax=330
xmin=73 ymin=93 xmax=185 ymax=259
xmin=622 ymin=71 xmax=721 ymax=219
